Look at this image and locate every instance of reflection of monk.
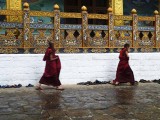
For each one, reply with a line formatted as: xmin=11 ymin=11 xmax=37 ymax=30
xmin=38 ymin=90 xmax=61 ymax=109
xmin=115 ymin=88 xmax=135 ymax=105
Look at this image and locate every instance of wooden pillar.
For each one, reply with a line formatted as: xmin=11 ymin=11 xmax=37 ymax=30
xmin=154 ymin=10 xmax=160 ymax=47
xmin=6 ymin=0 xmax=22 ymax=22
xmin=108 ymin=7 xmax=114 ymax=47
xmin=81 ymin=6 xmax=88 ymax=47
xmin=23 ymin=2 xmax=31 ymax=50
xmin=112 ymin=0 xmax=123 ymax=26
xmin=53 ymin=4 xmax=60 ymax=48
xmin=131 ymin=9 xmax=138 ymax=47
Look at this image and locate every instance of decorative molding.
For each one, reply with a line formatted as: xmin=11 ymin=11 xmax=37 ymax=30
xmin=88 ymin=14 xmax=108 ymax=20
xmin=0 ymin=22 xmax=23 ymax=28
xmin=60 ymin=12 xmax=81 ymax=18
xmin=88 ymin=25 xmax=108 ymax=30
xmin=114 ymin=26 xmax=132 ymax=31
xmin=30 ymin=11 xmax=53 ymax=17
xmin=138 ymin=27 xmax=155 ymax=31
xmin=0 ymin=48 xmax=18 ymax=54
xmin=60 ymin=24 xmax=81 ymax=30
xmin=0 ymin=10 xmax=23 ymax=16
xmin=114 ymin=15 xmax=132 ymax=20
xmin=0 ymin=48 xmax=159 ymax=54
xmin=0 ymin=22 xmax=155 ymax=32
xmin=30 ymin=23 xmax=53 ymax=29
xmin=138 ymin=16 xmax=155 ymax=21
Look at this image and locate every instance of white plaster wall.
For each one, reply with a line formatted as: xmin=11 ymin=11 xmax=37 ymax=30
xmin=0 ymin=53 xmax=160 ymax=86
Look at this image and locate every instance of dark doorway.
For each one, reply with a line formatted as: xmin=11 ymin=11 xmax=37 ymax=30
xmin=64 ymin=0 xmax=109 ymax=25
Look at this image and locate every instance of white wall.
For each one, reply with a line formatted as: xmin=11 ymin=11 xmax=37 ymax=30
xmin=0 ymin=53 xmax=160 ymax=86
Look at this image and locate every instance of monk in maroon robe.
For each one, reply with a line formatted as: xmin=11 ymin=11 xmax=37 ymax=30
xmin=36 ymin=42 xmax=64 ymax=90
xmin=112 ymin=43 xmax=135 ymax=85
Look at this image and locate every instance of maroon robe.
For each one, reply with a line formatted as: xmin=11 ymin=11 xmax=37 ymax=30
xmin=39 ymin=47 xmax=61 ymax=86
xmin=113 ymin=48 xmax=135 ymax=85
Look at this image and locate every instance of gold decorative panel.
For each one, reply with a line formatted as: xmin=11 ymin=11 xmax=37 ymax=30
xmin=6 ymin=0 xmax=22 ymax=22
xmin=111 ymin=30 xmax=132 ymax=47
xmin=30 ymin=11 xmax=53 ymax=17
xmin=60 ymin=30 xmax=82 ymax=47
xmin=88 ymin=14 xmax=108 ymax=20
xmin=0 ymin=2 xmax=159 ymax=53
xmin=88 ymin=30 xmax=108 ymax=47
xmin=112 ymin=0 xmax=123 ymax=25
xmin=60 ymin=12 xmax=81 ymax=18
xmin=135 ymin=31 xmax=155 ymax=48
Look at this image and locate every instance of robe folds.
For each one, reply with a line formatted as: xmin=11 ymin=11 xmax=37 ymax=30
xmin=113 ymin=48 xmax=135 ymax=85
xmin=39 ymin=47 xmax=61 ymax=86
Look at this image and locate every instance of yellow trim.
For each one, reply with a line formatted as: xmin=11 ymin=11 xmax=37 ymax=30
xmin=6 ymin=0 xmax=22 ymax=22
xmin=112 ymin=0 xmax=124 ymax=25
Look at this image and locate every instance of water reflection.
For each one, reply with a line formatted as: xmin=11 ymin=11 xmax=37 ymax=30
xmin=115 ymin=87 xmax=136 ymax=105
xmin=37 ymin=89 xmax=62 ymax=109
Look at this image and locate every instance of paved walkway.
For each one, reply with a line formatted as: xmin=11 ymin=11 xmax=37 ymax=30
xmin=0 ymin=83 xmax=160 ymax=120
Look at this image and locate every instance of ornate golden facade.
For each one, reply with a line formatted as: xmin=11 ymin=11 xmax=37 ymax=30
xmin=0 ymin=1 xmax=159 ymax=54
xmin=6 ymin=0 xmax=22 ymax=22
xmin=112 ymin=0 xmax=123 ymax=25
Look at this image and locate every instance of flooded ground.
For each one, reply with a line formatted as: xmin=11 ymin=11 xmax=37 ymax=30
xmin=0 ymin=83 xmax=160 ymax=120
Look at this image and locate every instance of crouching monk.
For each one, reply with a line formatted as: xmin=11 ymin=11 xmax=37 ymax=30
xmin=112 ymin=43 xmax=135 ymax=86
xmin=36 ymin=42 xmax=64 ymax=90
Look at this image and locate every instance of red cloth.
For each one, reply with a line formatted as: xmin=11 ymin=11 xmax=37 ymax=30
xmin=113 ymin=48 xmax=135 ymax=85
xmin=39 ymin=47 xmax=61 ymax=86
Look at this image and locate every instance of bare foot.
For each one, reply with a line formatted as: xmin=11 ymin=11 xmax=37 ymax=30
xmin=35 ymin=86 xmax=43 ymax=90
xmin=110 ymin=81 xmax=115 ymax=85
xmin=56 ymin=86 xmax=64 ymax=90
xmin=111 ymin=80 xmax=119 ymax=86
xmin=115 ymin=82 xmax=120 ymax=86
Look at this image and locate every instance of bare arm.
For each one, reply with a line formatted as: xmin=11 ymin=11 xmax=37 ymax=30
xmin=50 ymin=54 xmax=58 ymax=61
xmin=125 ymin=51 xmax=129 ymax=57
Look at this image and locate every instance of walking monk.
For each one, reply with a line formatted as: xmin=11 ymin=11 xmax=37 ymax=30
xmin=112 ymin=43 xmax=135 ymax=86
xmin=36 ymin=42 xmax=64 ymax=90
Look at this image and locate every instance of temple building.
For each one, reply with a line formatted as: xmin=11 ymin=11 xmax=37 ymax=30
xmin=0 ymin=0 xmax=159 ymax=24
xmin=0 ymin=0 xmax=160 ymax=86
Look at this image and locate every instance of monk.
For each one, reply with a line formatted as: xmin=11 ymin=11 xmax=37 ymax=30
xmin=36 ymin=42 xmax=64 ymax=90
xmin=112 ymin=43 xmax=135 ymax=85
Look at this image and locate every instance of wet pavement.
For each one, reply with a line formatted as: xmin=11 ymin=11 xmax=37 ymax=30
xmin=0 ymin=83 xmax=160 ymax=120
